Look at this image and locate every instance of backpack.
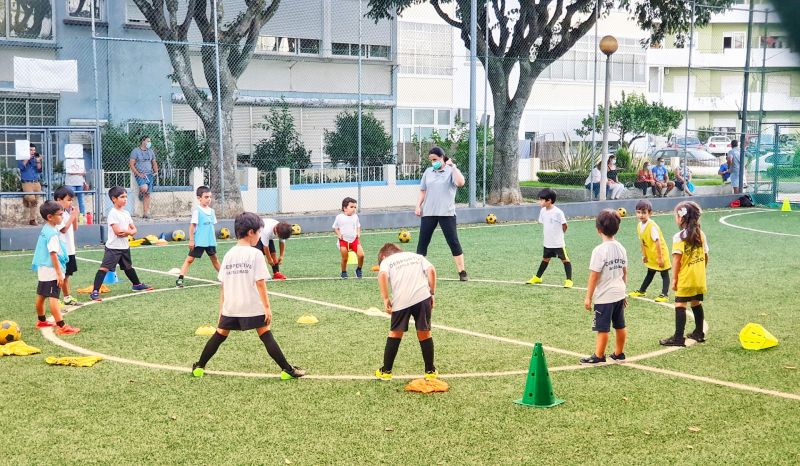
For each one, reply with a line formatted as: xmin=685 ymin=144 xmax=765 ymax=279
xmin=739 ymin=194 xmax=754 ymax=207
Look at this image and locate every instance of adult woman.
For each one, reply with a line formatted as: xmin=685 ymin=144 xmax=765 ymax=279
xmin=635 ymin=161 xmax=657 ymax=196
xmin=584 ymin=162 xmax=602 ymax=200
xmin=606 ymin=155 xmax=627 ymax=200
xmin=415 ymin=147 xmax=468 ymax=281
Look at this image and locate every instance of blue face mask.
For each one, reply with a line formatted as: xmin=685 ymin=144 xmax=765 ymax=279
xmin=432 ymin=160 xmax=443 ymax=170
xmin=146 ymin=141 xmax=152 ymax=149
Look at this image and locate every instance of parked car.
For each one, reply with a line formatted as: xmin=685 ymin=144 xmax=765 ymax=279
xmin=746 ymin=133 xmax=799 ymax=157
xmin=668 ymin=136 xmax=705 ymax=151
xmin=706 ymin=136 xmax=732 ymax=155
xmin=652 ymin=148 xmax=718 ymax=167
xmin=753 ymin=151 xmax=796 ymax=172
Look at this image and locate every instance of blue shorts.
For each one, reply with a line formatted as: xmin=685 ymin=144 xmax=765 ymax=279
xmin=592 ymin=299 xmax=626 ymax=333
xmin=136 ymin=174 xmax=153 ymax=189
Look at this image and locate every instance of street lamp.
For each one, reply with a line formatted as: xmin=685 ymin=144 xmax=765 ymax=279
xmin=598 ymin=35 xmax=617 ymax=201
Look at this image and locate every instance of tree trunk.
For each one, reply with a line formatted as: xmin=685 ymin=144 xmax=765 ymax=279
xmin=203 ymin=105 xmax=241 ymax=218
xmin=488 ymin=109 xmax=524 ymax=204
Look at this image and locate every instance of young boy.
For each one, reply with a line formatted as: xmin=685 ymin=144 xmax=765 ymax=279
xmin=255 ymin=218 xmax=293 ymax=280
xmin=581 ymin=209 xmax=628 ymax=364
xmin=628 ymin=200 xmax=670 ymax=302
xmin=176 ymin=186 xmax=221 ymax=287
xmin=31 ymin=200 xmax=80 ymax=335
xmin=192 ymin=212 xmax=305 ymax=379
xmin=54 ymin=186 xmax=81 ymax=307
xmin=333 ymin=197 xmax=365 ymax=279
xmin=90 ymin=187 xmax=153 ymax=301
xmin=375 ymin=243 xmax=437 ymax=381
xmin=528 ymin=188 xmax=573 ymax=288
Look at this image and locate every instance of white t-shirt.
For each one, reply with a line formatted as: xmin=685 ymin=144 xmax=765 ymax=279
xmin=259 ymin=218 xmax=284 ymax=244
xmin=539 ymin=206 xmax=567 ymax=248
xmin=64 ymin=173 xmax=85 ymax=186
xmin=589 ymin=240 xmax=628 ymax=304
xmin=38 ymin=235 xmax=64 ymax=281
xmin=106 ymin=208 xmax=132 ymax=250
xmin=379 ymin=251 xmax=434 ymax=311
xmin=638 ymin=220 xmax=660 ymax=242
xmin=57 ymin=209 xmax=76 ymax=255
xmin=332 ymin=213 xmax=360 ymax=243
xmin=217 ymin=245 xmax=270 ymax=318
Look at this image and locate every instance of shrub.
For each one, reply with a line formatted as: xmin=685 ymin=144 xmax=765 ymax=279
xmin=252 ymin=102 xmax=311 ymax=172
xmin=614 ymin=147 xmax=632 ymax=169
xmin=324 ymin=111 xmax=392 ymax=167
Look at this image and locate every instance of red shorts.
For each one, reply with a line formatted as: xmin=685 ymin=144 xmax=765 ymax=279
xmin=338 ymin=237 xmax=360 ymax=252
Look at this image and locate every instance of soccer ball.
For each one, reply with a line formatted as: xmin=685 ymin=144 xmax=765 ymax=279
xmin=398 ymin=230 xmax=412 ymax=243
xmin=172 ymin=229 xmax=186 ymax=241
xmin=291 ymin=224 xmax=302 ymax=235
xmin=486 ymin=213 xmax=497 ymax=224
xmin=0 ymin=320 xmax=21 ymax=345
xmin=217 ymin=227 xmax=230 ymax=239
xmin=617 ymin=207 xmax=627 ymax=218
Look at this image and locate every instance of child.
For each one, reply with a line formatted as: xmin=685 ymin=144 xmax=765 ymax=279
xmin=31 ymin=200 xmax=80 ymax=335
xmin=192 ymin=212 xmax=305 ymax=379
xmin=176 ymin=186 xmax=221 ymax=287
xmin=333 ymin=197 xmax=365 ymax=279
xmin=89 ymin=187 xmax=153 ymax=301
xmin=660 ymin=201 xmax=708 ymax=346
xmin=255 ymin=218 xmax=293 ymax=280
xmin=528 ymin=188 xmax=573 ymax=288
xmin=54 ymin=186 xmax=81 ymax=306
xmin=628 ymin=200 xmax=670 ymax=303
xmin=375 ymin=243 xmax=437 ymax=380
xmin=581 ymin=209 xmax=627 ymax=364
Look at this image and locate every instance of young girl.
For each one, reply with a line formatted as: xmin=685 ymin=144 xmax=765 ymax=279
xmin=629 ymin=200 xmax=670 ymax=303
xmin=660 ymin=201 xmax=708 ymax=346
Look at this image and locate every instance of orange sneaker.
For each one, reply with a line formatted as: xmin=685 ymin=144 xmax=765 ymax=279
xmin=36 ymin=320 xmax=57 ymax=328
xmin=55 ymin=324 xmax=81 ymax=335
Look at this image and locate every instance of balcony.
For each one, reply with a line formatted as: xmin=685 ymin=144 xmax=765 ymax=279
xmin=650 ymin=91 xmax=800 ymax=112
xmin=647 ymin=47 xmax=800 ymax=69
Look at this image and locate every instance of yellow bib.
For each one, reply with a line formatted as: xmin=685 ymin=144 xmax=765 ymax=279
xmin=638 ymin=220 xmax=670 ymax=271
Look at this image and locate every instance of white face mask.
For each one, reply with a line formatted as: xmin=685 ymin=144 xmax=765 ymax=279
xmin=146 ymin=141 xmax=152 ymax=149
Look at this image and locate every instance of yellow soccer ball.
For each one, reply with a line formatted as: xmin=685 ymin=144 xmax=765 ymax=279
xmin=398 ymin=230 xmax=412 ymax=243
xmin=291 ymin=224 xmax=302 ymax=235
xmin=172 ymin=229 xmax=186 ymax=241
xmin=0 ymin=320 xmax=21 ymax=345
xmin=218 ymin=227 xmax=230 ymax=239
xmin=617 ymin=207 xmax=627 ymax=218
xmin=486 ymin=213 xmax=497 ymax=224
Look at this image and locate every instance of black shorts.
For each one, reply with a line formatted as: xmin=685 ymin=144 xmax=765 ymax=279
xmin=592 ymin=299 xmax=626 ymax=332
xmin=390 ymin=297 xmax=433 ymax=332
xmin=189 ymin=246 xmax=217 ymax=258
xmin=543 ymin=247 xmax=569 ymax=261
xmin=675 ymin=294 xmax=704 ymax=303
xmin=37 ymin=280 xmax=61 ymax=299
xmin=100 ymin=248 xmax=133 ymax=271
xmin=254 ymin=239 xmax=276 ymax=254
xmin=65 ymin=255 xmax=78 ymax=277
xmin=218 ymin=315 xmax=267 ymax=331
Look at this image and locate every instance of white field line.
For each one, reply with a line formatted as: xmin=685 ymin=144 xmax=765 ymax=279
xmin=718 ymin=209 xmax=800 ymax=238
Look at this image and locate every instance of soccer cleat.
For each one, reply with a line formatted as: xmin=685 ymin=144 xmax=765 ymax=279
xmin=580 ymin=354 xmax=606 ymax=364
xmin=54 ymin=324 xmax=80 ymax=335
xmin=191 ymin=363 xmax=204 ymax=378
xmin=374 ymin=368 xmax=393 ymax=381
xmin=355 ymin=267 xmax=363 ymax=279
xmin=273 ymin=272 xmax=287 ymax=280
xmin=563 ymin=279 xmax=573 ymax=288
xmin=685 ymin=331 xmax=706 ymax=343
xmin=62 ymin=296 xmax=82 ymax=306
xmin=458 ymin=270 xmax=468 ymax=282
xmin=628 ymin=290 xmax=646 ymax=298
xmin=89 ymin=290 xmax=102 ymax=302
xmin=175 ymin=278 xmax=184 ymax=288
xmin=654 ymin=294 xmax=669 ymax=303
xmin=609 ymin=352 xmax=626 ymax=362
xmin=526 ymin=276 xmax=542 ymax=285
xmin=340 ymin=271 xmax=348 ymax=279
xmin=424 ymin=369 xmax=438 ymax=380
xmin=36 ymin=320 xmax=57 ymax=328
xmin=659 ymin=335 xmax=686 ymax=347
xmin=131 ymin=283 xmax=154 ymax=292
xmin=280 ymin=366 xmax=306 ymax=380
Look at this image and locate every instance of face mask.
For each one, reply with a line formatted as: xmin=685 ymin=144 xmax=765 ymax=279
xmin=432 ymin=160 xmax=443 ymax=170
xmin=660 ymin=162 xmax=665 ymax=166
xmin=146 ymin=142 xmax=152 ymax=149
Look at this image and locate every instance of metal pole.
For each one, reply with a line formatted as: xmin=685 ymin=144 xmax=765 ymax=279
xmin=482 ymin=0 xmax=488 ymax=206
xmin=590 ymin=0 xmax=599 ymax=199
xmin=212 ymin=0 xmax=225 ymax=211
xmin=468 ymin=0 xmax=477 ymax=207
xmin=599 ymin=53 xmax=612 ymax=201
xmin=754 ymin=9 xmax=769 ymax=193
xmin=738 ymin=0 xmax=756 ymax=192
xmin=682 ymin=1 xmax=695 ymax=182
xmin=90 ymin=0 xmax=102 ymax=218
xmin=357 ymin=0 xmax=363 ymax=210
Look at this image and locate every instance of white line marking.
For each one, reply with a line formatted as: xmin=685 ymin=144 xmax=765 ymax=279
xmin=719 ymin=209 xmax=800 ymax=237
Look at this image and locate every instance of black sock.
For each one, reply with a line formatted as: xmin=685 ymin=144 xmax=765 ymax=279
xmin=660 ymin=271 xmax=671 ymax=296
xmin=272 ymin=264 xmax=279 ymax=273
xmin=92 ymin=270 xmax=106 ymax=291
xmin=38 ymin=315 xmax=46 ymax=322
xmin=178 ymin=274 xmax=184 ymax=279
xmin=563 ymin=262 xmax=572 ymax=280
xmin=675 ymin=308 xmax=687 ymax=338
xmin=535 ymin=261 xmax=549 ymax=278
xmin=259 ymin=330 xmax=293 ymax=372
xmin=691 ymin=304 xmax=704 ymax=334
xmin=123 ymin=268 xmax=141 ymax=285
xmin=419 ymin=337 xmax=435 ymax=373
xmin=56 ymin=320 xmax=64 ymax=327
xmin=382 ymin=336 xmax=402 ymax=372
xmin=639 ymin=269 xmax=656 ymax=292
xmin=197 ymin=332 xmax=227 ymax=367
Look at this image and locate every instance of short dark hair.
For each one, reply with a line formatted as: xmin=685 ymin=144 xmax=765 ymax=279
xmin=40 ymin=200 xmax=63 ymax=220
xmin=196 ymin=185 xmax=211 ymax=197
xmin=29 ymin=143 xmax=36 ymax=149
xmin=428 ymin=146 xmax=449 ymax=163
xmin=730 ymin=139 xmax=738 ymax=148
xmin=378 ymin=242 xmax=402 ymax=263
xmin=635 ymin=199 xmax=653 ymax=213
xmin=108 ymin=186 xmax=126 ymax=200
xmin=596 ymin=209 xmax=621 ymax=237
xmin=657 ymin=157 xmax=664 ymax=162
xmin=234 ymin=212 xmax=264 ymax=239
xmin=538 ymin=188 xmax=557 ymax=203
xmin=54 ymin=186 xmax=75 ymax=201
xmin=140 ymin=135 xmax=150 ymax=143
xmin=275 ymin=221 xmax=292 ymax=240
xmin=341 ymin=197 xmax=357 ymax=210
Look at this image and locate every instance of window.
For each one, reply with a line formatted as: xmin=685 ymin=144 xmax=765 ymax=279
xmin=397 ymin=108 xmax=454 ymax=142
xmin=68 ymin=0 xmax=103 ymax=20
xmin=0 ymin=97 xmax=57 ymax=163
xmin=331 ymin=42 xmax=390 ymax=59
xmin=1 ymin=0 xmax=54 ymax=40
xmin=257 ymin=36 xmax=320 ymax=56
xmin=649 ymin=67 xmax=661 ymax=93
xmin=299 ymin=38 xmax=319 ymax=55
xmin=540 ymin=36 xmax=645 ymax=83
xmin=724 ymin=32 xmax=746 ymax=49
xmin=759 ymin=36 xmax=785 ymax=49
xmin=397 ymin=109 xmax=412 ymax=125
xmin=437 ymin=110 xmax=450 ymax=126
xmin=399 ymin=22 xmax=453 ymax=75
xmin=126 ymin=0 xmax=148 ymax=25
xmin=370 ymin=45 xmax=390 ymax=59
xmin=413 ymin=109 xmax=434 ymax=125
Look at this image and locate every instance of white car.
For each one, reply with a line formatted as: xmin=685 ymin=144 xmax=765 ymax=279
xmin=754 ymin=152 xmax=795 ymax=172
xmin=706 ymin=136 xmax=732 ymax=155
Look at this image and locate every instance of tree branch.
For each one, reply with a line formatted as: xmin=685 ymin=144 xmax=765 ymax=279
xmin=431 ymin=0 xmax=462 ymax=29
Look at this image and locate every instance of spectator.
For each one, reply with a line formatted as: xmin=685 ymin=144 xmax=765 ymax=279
xmin=584 ymin=162 xmax=602 ymax=200
xmin=65 ymin=157 xmax=88 ymax=215
xmin=635 ymin=161 xmax=657 ymax=196
xmin=718 ymin=162 xmax=731 ymax=183
xmin=651 ymin=157 xmax=675 ymax=197
xmin=18 ymin=143 xmax=43 ymax=225
xmin=726 ymin=139 xmax=745 ymax=194
xmin=673 ymin=159 xmax=693 ymax=196
xmin=606 ymin=156 xmax=627 ymax=200
xmin=129 ymin=136 xmax=159 ymax=219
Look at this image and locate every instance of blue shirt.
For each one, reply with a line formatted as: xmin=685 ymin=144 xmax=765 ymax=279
xmin=17 ymin=157 xmax=41 ymax=182
xmin=192 ymin=206 xmax=217 ymax=247
xmin=652 ymin=165 xmax=669 ymax=182
xmin=32 ymin=224 xmax=67 ymax=272
xmin=130 ymin=147 xmax=156 ymax=176
xmin=719 ymin=163 xmax=731 ymax=181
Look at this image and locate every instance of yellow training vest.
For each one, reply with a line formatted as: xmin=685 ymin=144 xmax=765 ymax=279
xmin=672 ymin=231 xmax=708 ymax=297
xmin=638 ymin=220 xmax=670 ymax=271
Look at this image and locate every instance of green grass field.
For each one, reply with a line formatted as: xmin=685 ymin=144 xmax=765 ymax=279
xmin=2 ymin=208 xmax=799 ymax=464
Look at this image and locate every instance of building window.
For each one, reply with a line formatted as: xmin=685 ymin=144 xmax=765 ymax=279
xmin=724 ymin=32 xmax=746 ymax=49
xmin=399 ymin=22 xmax=453 ymax=76
xmin=539 ymin=36 xmax=645 ymax=83
xmin=759 ymin=36 xmax=785 ymax=49
xmin=126 ymin=0 xmax=148 ymax=25
xmin=0 ymin=97 xmax=58 ymax=164
xmin=437 ymin=110 xmax=450 ymax=126
xmin=67 ymin=0 xmax=103 ymax=21
xmin=1 ymin=0 xmax=54 ymax=40
xmin=331 ymin=42 xmax=390 ymax=59
xmin=257 ymin=36 xmax=320 ymax=56
xmin=397 ymin=107 xmax=454 ymax=143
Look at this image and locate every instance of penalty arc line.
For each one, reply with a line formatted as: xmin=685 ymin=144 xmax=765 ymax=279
xmin=718 ymin=209 xmax=800 ymax=238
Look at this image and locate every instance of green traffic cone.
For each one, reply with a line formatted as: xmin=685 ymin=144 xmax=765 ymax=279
xmin=514 ymin=342 xmax=565 ymax=408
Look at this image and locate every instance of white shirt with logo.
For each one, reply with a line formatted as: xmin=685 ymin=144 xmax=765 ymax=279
xmin=217 ymin=245 xmax=270 ymax=318
xmin=589 ymin=240 xmax=628 ymax=304
xmin=539 ymin=206 xmax=567 ymax=248
xmin=379 ymin=252 xmax=434 ymax=311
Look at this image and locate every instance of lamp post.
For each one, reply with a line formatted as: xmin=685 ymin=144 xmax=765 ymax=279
xmin=598 ymin=35 xmax=618 ymax=201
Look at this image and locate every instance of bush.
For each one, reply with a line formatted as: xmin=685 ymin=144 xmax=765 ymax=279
xmin=101 ymin=120 xmax=210 ymax=172
xmin=252 ymin=102 xmax=311 ymax=172
xmin=429 ymin=118 xmax=494 ymax=204
xmin=537 ymin=171 xmax=585 ymax=186
xmin=614 ymin=147 xmax=632 ymax=169
xmin=324 ymin=111 xmax=392 ymax=167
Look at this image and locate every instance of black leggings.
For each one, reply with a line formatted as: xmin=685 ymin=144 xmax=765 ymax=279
xmin=639 ymin=269 xmax=670 ymax=296
xmin=416 ymin=216 xmax=463 ymax=257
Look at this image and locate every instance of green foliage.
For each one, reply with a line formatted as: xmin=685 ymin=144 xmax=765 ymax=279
xmin=614 ymin=146 xmax=632 ymax=169
xmin=556 ymin=137 xmax=598 ymax=173
xmin=0 ymin=168 xmax=21 ymax=192
xmin=577 ymin=92 xmax=683 ymax=148
xmin=324 ymin=111 xmax=392 ymax=166
xmin=430 ymin=117 xmax=494 ymax=203
xmin=536 ymin=171 xmax=586 ymax=186
xmin=252 ymin=102 xmax=311 ymax=172
xmin=101 ymin=120 xmax=209 ymax=172
xmin=695 ymin=126 xmax=715 ymax=143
